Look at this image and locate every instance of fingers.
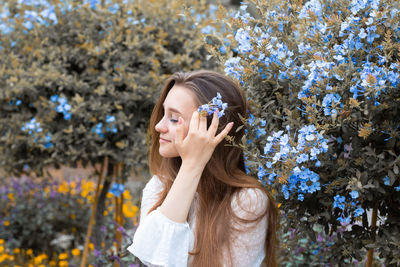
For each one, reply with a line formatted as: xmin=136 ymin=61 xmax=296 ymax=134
xmin=174 ymin=117 xmax=185 ymax=144
xmin=215 ymin=122 xmax=234 ymax=144
xmin=188 ymin=111 xmax=199 ymax=132
xmin=208 ymin=112 xmax=219 ymax=137
xmin=199 ymin=111 xmax=207 ymax=131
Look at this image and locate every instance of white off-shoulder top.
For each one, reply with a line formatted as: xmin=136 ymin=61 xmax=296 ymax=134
xmin=127 ymin=175 xmax=268 ymax=267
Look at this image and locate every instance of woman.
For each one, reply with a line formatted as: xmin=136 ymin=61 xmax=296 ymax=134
xmin=128 ymin=70 xmax=279 ymax=266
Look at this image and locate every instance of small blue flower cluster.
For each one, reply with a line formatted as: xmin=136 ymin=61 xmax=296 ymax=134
xmin=333 ymin=191 xmax=365 ymax=224
xmin=198 ymin=92 xmax=228 ymax=118
xmin=21 ymin=117 xmax=42 ymax=135
xmin=109 ymin=183 xmax=125 ymax=197
xmin=91 ymin=115 xmax=118 ymax=138
xmin=50 ymin=95 xmax=72 ymax=120
xmin=282 ymin=167 xmax=321 ymax=201
xmin=21 ymin=117 xmax=53 ymax=148
xmin=245 ymin=113 xmax=266 ymax=144
xmin=257 ymin=125 xmax=328 ymax=200
xmin=224 ymin=57 xmax=244 ymax=84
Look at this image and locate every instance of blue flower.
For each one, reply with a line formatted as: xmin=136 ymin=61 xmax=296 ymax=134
xmin=383 ymin=176 xmax=390 ymax=186
xmin=296 ymin=153 xmax=309 ymax=164
xmin=106 ymin=115 xmax=115 ymax=123
xmin=350 ymin=190 xmax=359 ymax=199
xmin=198 ymin=93 xmax=228 ymax=118
xmin=257 ymin=166 xmax=268 ymax=180
xmin=110 ymin=183 xmax=125 ymax=197
xmin=333 ymin=195 xmax=346 ymax=210
xmin=354 ymin=206 xmax=365 ymax=217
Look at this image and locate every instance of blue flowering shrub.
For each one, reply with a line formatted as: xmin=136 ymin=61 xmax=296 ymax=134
xmin=206 ymin=0 xmax=400 ymax=265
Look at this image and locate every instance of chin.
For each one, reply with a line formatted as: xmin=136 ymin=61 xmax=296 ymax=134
xmin=159 ymin=148 xmax=179 ymax=158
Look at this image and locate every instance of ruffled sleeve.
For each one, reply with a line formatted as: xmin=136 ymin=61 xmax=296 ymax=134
xmin=127 ymin=175 xmax=194 ymax=267
xmin=224 ymin=188 xmax=269 ymax=267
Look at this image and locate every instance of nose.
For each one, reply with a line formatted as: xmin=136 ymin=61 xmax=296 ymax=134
xmin=155 ymin=117 xmax=168 ymax=133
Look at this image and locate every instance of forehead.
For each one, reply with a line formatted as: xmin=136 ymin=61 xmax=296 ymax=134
xmin=163 ymin=85 xmax=198 ymax=113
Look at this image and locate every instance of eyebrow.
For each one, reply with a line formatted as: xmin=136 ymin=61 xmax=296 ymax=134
xmin=162 ymin=103 xmax=182 ymax=115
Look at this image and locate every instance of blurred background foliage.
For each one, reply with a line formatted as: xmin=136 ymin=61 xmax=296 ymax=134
xmin=0 ymin=0 xmax=219 ymax=177
xmin=0 ymin=176 xmax=138 ymax=266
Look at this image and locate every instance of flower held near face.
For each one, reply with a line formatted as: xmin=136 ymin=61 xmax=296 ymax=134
xmin=198 ymin=92 xmax=228 ymax=118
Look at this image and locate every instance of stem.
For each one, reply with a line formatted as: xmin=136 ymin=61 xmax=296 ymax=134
xmin=80 ymin=157 xmax=108 ymax=267
xmin=366 ymin=206 xmax=378 ymax=267
xmin=115 ymin=163 xmax=124 ymax=256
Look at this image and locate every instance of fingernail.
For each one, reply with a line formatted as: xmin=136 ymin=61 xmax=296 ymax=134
xmin=229 ymin=122 xmax=234 ymax=126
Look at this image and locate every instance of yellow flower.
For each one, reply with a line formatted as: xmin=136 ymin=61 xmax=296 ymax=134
xmin=89 ymin=243 xmax=94 ymax=251
xmin=58 ymin=252 xmax=68 ymax=260
xmin=0 ymin=254 xmax=7 ymax=262
xmin=277 ymin=203 xmax=282 ymax=208
xmin=3 ymin=221 xmax=10 ymax=227
xmin=106 ymin=192 xmax=113 ymax=198
xmin=26 ymin=249 xmax=33 ymax=255
xmin=38 ymin=265 xmax=46 ymax=267
xmin=0 ymin=246 xmax=4 ymax=253
xmin=70 ymin=181 xmax=76 ymax=189
xmin=59 ymin=260 xmax=68 ymax=267
xmin=39 ymin=253 xmax=48 ymax=259
xmin=71 ymin=248 xmax=80 ymax=256
xmin=49 ymin=260 xmax=57 ymax=266
xmin=122 ymin=190 xmax=132 ymax=200
xmin=8 ymin=254 xmax=14 ymax=261
xmin=57 ymin=182 xmax=69 ymax=194
xmin=123 ymin=202 xmax=138 ymax=218
xmin=81 ymin=190 xmax=89 ymax=198
xmin=13 ymin=248 xmax=20 ymax=254
xmin=103 ymin=211 xmax=108 ymax=216
xmin=72 ymin=227 xmax=77 ymax=233
xmin=70 ymin=214 xmax=76 ymax=220
xmin=34 ymin=255 xmax=43 ymax=264
xmin=0 ymin=239 xmax=4 ymax=244
xmin=14 ymin=265 xmax=21 ymax=267
xmin=8 ymin=193 xmax=14 ymax=201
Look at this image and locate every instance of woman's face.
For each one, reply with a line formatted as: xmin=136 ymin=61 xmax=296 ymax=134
xmin=155 ymin=85 xmax=198 ymax=158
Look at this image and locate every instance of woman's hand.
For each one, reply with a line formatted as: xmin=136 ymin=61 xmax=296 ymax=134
xmin=174 ymin=111 xmax=233 ymax=168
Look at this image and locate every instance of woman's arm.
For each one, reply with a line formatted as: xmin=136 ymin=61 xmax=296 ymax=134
xmin=157 ymin=162 xmax=203 ymax=223
xmin=158 ymin=111 xmax=233 ymax=223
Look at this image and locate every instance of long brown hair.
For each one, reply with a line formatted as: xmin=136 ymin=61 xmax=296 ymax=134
xmin=147 ymin=70 xmax=279 ymax=267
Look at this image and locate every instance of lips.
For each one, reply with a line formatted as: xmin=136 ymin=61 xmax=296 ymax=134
xmin=160 ymin=137 xmax=171 ymax=143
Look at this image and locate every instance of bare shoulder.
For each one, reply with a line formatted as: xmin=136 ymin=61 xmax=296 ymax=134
xmin=232 ymin=187 xmax=269 ymax=219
